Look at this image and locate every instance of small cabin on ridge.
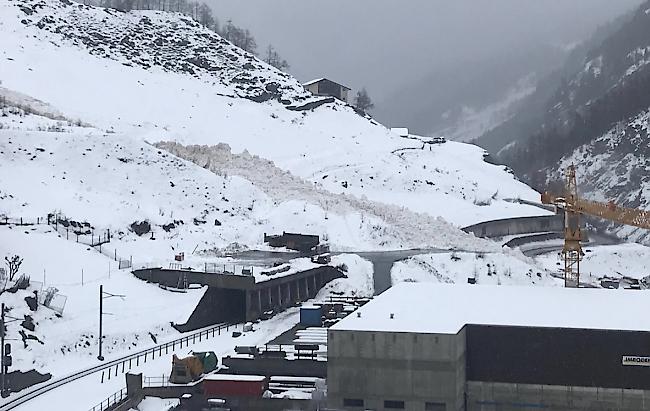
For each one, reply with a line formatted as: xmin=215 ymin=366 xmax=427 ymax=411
xmin=302 ymin=78 xmax=351 ymax=102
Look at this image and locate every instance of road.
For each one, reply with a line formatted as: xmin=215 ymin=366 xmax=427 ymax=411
xmin=520 ymin=230 xmax=620 ymax=257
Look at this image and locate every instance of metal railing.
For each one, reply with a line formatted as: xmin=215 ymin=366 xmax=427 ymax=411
xmin=99 ymin=322 xmax=237 ymax=383
xmin=143 ymin=375 xmax=171 ymax=388
xmin=88 ymin=387 xmax=126 ymax=411
xmin=0 ymin=321 xmax=238 ymax=411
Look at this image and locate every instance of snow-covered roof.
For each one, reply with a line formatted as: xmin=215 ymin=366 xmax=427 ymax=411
xmin=390 ymin=127 xmax=409 ymax=137
xmin=331 ymin=282 xmax=650 ymax=334
xmin=204 ymin=374 xmax=266 ymax=381
xmin=302 ymin=78 xmax=351 ymax=90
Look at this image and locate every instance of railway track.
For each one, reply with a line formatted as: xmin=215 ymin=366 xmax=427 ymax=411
xmin=0 ymin=321 xmax=234 ymax=411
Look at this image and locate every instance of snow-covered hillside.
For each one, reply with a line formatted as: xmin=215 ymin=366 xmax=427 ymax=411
xmin=550 ymin=109 xmax=650 ymax=244
xmin=0 ymin=0 xmax=548 ymax=227
xmin=1 ymin=109 xmax=491 ymax=254
xmin=391 ymin=251 xmax=558 ymax=287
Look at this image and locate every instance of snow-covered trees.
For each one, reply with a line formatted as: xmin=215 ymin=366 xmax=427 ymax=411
xmin=264 ymin=45 xmax=289 ymax=71
xmin=354 ymin=88 xmax=374 ymax=113
xmin=222 ymin=20 xmax=257 ymax=54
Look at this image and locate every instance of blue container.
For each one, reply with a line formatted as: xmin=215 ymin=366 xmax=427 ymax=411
xmin=300 ymin=306 xmax=322 ymax=327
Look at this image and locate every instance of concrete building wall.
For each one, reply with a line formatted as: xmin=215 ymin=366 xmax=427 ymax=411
xmin=305 ymin=83 xmax=319 ymax=95
xmin=328 ymin=329 xmax=466 ymax=410
xmin=467 ymin=381 xmax=650 ymax=411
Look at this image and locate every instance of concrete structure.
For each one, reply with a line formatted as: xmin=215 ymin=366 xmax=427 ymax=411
xmin=463 ymin=214 xmax=563 ymax=238
xmin=303 ymin=78 xmax=351 ymax=102
xmin=264 ymin=231 xmax=319 ymax=253
xmin=133 ymin=266 xmax=344 ymax=331
xmin=328 ymin=283 xmax=650 ymax=411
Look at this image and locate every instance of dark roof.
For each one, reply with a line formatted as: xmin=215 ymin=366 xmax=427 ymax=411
xmin=302 ymin=78 xmax=351 ymax=90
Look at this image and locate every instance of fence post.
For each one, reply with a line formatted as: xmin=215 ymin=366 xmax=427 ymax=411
xmin=101 ymin=371 xmax=104 ymax=383
xmin=129 ymin=358 xmax=131 ymax=369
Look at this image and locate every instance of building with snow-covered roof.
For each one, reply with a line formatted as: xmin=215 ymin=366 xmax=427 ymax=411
xmin=303 ymin=78 xmax=351 ymax=102
xmin=327 ymin=282 xmax=650 ymax=411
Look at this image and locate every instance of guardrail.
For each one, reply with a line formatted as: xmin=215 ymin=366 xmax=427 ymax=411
xmin=0 ymin=321 xmax=238 ymax=411
xmin=88 ymin=387 xmax=126 ymax=411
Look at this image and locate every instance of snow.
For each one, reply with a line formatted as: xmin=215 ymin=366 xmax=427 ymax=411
xmin=204 ymin=374 xmax=265 ymax=381
xmin=319 ymin=254 xmax=374 ymax=297
xmin=332 ymin=282 xmax=650 ymax=334
xmin=391 ymin=251 xmax=558 ymax=287
xmin=0 ymin=225 xmax=206 ymax=376
xmin=0 ymin=0 xmax=549 ymax=228
xmin=536 ymin=243 xmax=650 ymax=282
xmin=130 ymin=397 xmax=179 ymax=411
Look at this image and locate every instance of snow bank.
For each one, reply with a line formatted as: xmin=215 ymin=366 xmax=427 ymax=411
xmin=392 ymin=250 xmax=558 ymax=287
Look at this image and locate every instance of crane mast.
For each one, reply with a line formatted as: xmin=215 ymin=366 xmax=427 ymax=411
xmin=541 ymin=165 xmax=650 ymax=287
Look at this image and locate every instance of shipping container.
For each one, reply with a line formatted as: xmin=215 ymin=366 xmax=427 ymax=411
xmin=300 ymin=306 xmax=322 ymax=327
xmin=203 ymin=374 xmax=267 ymax=397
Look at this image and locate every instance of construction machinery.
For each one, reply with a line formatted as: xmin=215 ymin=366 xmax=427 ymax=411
xmin=169 ymin=351 xmax=218 ymax=384
xmin=541 ymin=164 xmax=650 ymax=287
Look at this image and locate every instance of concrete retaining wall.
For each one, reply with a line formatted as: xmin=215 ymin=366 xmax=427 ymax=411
xmin=463 ymin=215 xmax=563 ymax=238
xmin=132 ymin=268 xmax=254 ymax=290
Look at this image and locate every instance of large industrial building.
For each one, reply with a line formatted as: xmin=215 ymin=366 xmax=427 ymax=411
xmin=328 ymin=283 xmax=650 ymax=411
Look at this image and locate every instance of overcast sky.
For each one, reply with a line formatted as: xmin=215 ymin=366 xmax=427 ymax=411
xmin=207 ymin=1 xmax=642 ymax=101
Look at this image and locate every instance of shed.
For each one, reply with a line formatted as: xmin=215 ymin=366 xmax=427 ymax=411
xmin=303 ymin=78 xmax=351 ymax=102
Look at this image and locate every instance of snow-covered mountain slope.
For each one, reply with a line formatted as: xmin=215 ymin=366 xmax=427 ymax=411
xmin=0 ymin=0 xmax=548 ymax=227
xmin=1 ymin=109 xmax=490 ymax=253
xmin=549 ymin=109 xmax=650 ymax=244
xmin=437 ymin=75 xmax=537 ymax=143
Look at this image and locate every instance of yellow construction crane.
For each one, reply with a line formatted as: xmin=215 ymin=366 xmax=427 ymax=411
xmin=541 ymin=165 xmax=650 ymax=287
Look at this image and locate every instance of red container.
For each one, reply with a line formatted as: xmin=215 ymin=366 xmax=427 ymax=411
xmin=202 ymin=374 xmax=267 ymax=397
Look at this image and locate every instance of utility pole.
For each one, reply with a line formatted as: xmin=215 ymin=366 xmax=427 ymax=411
xmin=1 ymin=303 xmax=5 ymax=398
xmin=98 ymin=285 xmax=103 ymax=361
xmin=0 ymin=303 xmax=13 ymax=398
xmin=98 ymin=285 xmax=125 ymax=361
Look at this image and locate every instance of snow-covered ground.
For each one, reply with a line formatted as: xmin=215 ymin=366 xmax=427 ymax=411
xmin=392 ymin=250 xmax=558 ymax=287
xmin=8 ymin=253 xmax=371 ymax=410
xmin=0 ymin=225 xmax=206 ymax=376
xmin=536 ymin=243 xmax=650 ymax=282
